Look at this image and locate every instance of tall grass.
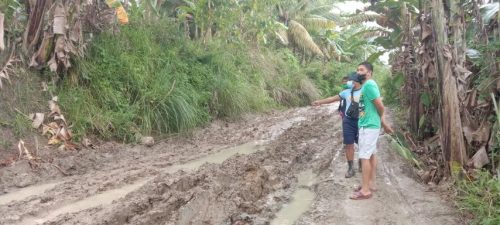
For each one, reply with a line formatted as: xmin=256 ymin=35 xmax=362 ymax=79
xmin=58 ymin=20 xmax=323 ymax=141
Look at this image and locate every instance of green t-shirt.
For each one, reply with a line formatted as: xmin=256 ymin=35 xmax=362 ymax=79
xmin=359 ymin=79 xmax=381 ymax=128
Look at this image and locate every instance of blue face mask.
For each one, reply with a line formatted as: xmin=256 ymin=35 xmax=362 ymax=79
xmin=346 ymin=81 xmax=354 ymax=89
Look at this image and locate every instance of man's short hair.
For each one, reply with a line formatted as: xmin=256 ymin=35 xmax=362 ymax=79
xmin=359 ymin=61 xmax=374 ymax=72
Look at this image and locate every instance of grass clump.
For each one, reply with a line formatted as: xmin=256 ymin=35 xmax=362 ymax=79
xmin=456 ymin=171 xmax=500 ymax=225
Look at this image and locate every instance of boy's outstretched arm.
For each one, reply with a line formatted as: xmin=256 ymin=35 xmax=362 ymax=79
xmin=312 ymin=95 xmax=341 ymax=106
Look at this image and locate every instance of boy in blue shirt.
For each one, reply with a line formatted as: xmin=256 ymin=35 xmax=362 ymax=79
xmin=312 ymin=73 xmax=362 ymax=178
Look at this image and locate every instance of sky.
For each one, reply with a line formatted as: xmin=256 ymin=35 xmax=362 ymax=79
xmin=332 ymin=1 xmax=370 ymax=14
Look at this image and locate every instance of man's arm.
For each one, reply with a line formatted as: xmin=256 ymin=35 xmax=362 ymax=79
xmin=312 ymin=95 xmax=341 ymax=106
xmin=373 ymin=98 xmax=394 ymax=134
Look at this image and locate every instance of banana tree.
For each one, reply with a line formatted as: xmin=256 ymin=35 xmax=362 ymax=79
xmin=274 ymin=0 xmax=383 ymax=63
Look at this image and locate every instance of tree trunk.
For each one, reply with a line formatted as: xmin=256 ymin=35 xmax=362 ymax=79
xmin=401 ymin=2 xmax=421 ymax=134
xmin=450 ymin=0 xmax=468 ymax=102
xmin=431 ymin=0 xmax=468 ymax=170
xmin=22 ymin=0 xmax=52 ymax=53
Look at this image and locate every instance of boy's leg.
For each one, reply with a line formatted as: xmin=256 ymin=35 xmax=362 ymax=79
xmin=343 ymin=118 xmax=357 ymax=178
xmin=346 ymin=144 xmax=354 ymax=161
xmin=345 ymin=144 xmax=355 ymax=178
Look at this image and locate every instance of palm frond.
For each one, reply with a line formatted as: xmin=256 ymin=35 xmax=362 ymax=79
xmin=480 ymin=2 xmax=499 ymax=24
xmin=288 ymin=20 xmax=324 ymax=57
xmin=351 ymin=28 xmax=391 ymax=40
xmin=340 ymin=13 xmax=382 ymax=26
xmin=298 ymin=16 xmax=336 ymax=31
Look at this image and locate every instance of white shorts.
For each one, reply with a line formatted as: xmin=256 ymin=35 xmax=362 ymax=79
xmin=358 ymin=128 xmax=380 ymax=159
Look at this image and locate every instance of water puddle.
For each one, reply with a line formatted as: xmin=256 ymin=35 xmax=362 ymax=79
xmin=21 ymin=141 xmax=266 ymax=225
xmin=165 ymin=140 xmax=266 ymax=173
xmin=25 ymin=179 xmax=149 ymax=224
xmin=0 ymin=182 xmax=62 ymax=206
xmin=271 ymin=169 xmax=317 ymax=225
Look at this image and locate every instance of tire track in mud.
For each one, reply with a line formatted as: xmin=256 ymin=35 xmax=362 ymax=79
xmin=0 ymin=106 xmax=333 ymax=225
xmin=37 ymin=111 xmax=338 ymax=225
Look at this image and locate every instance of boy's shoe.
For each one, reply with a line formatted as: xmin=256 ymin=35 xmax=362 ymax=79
xmin=345 ymin=169 xmax=355 ymax=178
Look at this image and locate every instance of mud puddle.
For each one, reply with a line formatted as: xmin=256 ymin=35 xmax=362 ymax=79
xmin=0 ymin=182 xmax=62 ymax=206
xmin=271 ymin=169 xmax=318 ymax=225
xmin=19 ymin=140 xmax=267 ymax=225
xmin=165 ymin=140 xmax=266 ymax=173
xmin=21 ymin=179 xmax=150 ymax=224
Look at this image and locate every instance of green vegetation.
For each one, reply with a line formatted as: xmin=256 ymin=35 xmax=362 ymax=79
xmin=457 ymin=171 xmax=500 ymax=225
xmin=58 ymin=20 xmax=360 ymax=141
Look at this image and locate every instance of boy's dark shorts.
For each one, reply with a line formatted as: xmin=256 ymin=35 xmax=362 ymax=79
xmin=342 ymin=117 xmax=359 ymax=145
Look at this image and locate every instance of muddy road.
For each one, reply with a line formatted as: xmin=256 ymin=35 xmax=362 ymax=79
xmin=0 ymin=105 xmax=461 ymax=225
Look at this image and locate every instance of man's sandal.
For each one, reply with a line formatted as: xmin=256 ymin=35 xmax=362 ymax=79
xmin=354 ymin=185 xmax=377 ymax=192
xmin=350 ymin=191 xmax=372 ymax=200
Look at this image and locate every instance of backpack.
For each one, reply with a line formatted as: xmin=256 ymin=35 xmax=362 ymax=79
xmin=345 ymin=89 xmax=359 ymax=119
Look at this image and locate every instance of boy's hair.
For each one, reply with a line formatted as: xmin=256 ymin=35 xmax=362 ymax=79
xmin=358 ymin=61 xmax=374 ymax=72
xmin=342 ymin=76 xmax=349 ymax=81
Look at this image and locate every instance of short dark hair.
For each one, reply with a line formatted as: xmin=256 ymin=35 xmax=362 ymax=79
xmin=342 ymin=76 xmax=349 ymax=80
xmin=358 ymin=61 xmax=373 ymax=72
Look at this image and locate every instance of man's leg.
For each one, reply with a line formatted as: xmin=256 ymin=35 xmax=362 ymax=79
xmin=369 ymin=154 xmax=377 ymax=190
xmin=351 ymin=128 xmax=379 ymax=199
xmin=360 ymin=158 xmax=372 ymax=195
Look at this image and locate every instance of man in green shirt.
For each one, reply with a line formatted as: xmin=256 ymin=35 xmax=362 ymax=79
xmin=350 ymin=62 xmax=394 ymax=200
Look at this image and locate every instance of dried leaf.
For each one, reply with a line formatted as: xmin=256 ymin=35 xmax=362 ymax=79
xmin=473 ymin=122 xmax=491 ymax=144
xmin=57 ymin=126 xmax=72 ymax=141
xmin=42 ymin=122 xmax=59 ymax=136
xmin=17 ymin=140 xmax=34 ymax=160
xmin=48 ymin=136 xmax=62 ymax=145
xmin=31 ymin=113 xmax=45 ymax=129
xmin=54 ymin=114 xmax=66 ymax=124
xmin=469 ymin=146 xmax=490 ymax=168
xmin=288 ymin=20 xmax=324 ymax=57
xmin=49 ymin=100 xmax=61 ymax=116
